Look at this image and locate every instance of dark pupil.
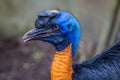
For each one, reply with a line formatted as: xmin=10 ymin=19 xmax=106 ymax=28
xmin=54 ymin=25 xmax=59 ymax=29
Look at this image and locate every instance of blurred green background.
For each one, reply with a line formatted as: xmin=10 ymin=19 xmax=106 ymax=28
xmin=0 ymin=0 xmax=120 ymax=80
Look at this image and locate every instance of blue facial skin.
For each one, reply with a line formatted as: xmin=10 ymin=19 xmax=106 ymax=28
xmin=52 ymin=11 xmax=81 ymax=58
xmin=23 ymin=10 xmax=81 ymax=58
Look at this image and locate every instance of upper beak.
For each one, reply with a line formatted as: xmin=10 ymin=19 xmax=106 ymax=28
xmin=22 ymin=28 xmax=40 ymax=42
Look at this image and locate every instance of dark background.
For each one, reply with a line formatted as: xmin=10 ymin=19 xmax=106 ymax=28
xmin=0 ymin=0 xmax=120 ymax=80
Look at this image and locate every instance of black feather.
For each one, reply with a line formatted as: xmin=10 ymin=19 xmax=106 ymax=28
xmin=72 ymin=41 xmax=120 ymax=80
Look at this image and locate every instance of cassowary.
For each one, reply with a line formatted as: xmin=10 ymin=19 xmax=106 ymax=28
xmin=23 ymin=10 xmax=120 ymax=80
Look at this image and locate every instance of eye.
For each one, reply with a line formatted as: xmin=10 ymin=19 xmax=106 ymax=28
xmin=53 ymin=25 xmax=59 ymax=30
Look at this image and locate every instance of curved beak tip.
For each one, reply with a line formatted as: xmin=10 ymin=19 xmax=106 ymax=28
xmin=22 ymin=28 xmax=37 ymax=42
xmin=22 ymin=34 xmax=30 ymax=42
xmin=22 ymin=30 xmax=33 ymax=42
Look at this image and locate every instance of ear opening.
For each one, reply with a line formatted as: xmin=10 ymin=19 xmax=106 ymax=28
xmin=67 ymin=24 xmax=71 ymax=29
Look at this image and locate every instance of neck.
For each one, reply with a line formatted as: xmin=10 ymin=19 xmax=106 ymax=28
xmin=51 ymin=44 xmax=73 ymax=80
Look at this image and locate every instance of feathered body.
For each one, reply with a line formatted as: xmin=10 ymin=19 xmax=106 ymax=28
xmin=23 ymin=10 xmax=120 ymax=80
xmin=73 ymin=41 xmax=120 ymax=80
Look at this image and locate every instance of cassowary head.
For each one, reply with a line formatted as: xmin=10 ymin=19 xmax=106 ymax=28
xmin=23 ymin=10 xmax=81 ymax=58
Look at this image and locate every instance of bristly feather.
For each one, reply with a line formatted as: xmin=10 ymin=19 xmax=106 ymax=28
xmin=72 ymin=41 xmax=120 ymax=80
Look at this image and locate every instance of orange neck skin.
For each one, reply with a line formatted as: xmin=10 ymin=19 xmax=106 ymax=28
xmin=51 ymin=44 xmax=73 ymax=80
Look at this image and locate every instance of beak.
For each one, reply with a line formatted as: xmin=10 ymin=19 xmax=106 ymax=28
xmin=22 ymin=27 xmax=56 ymax=42
xmin=22 ymin=28 xmax=41 ymax=42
